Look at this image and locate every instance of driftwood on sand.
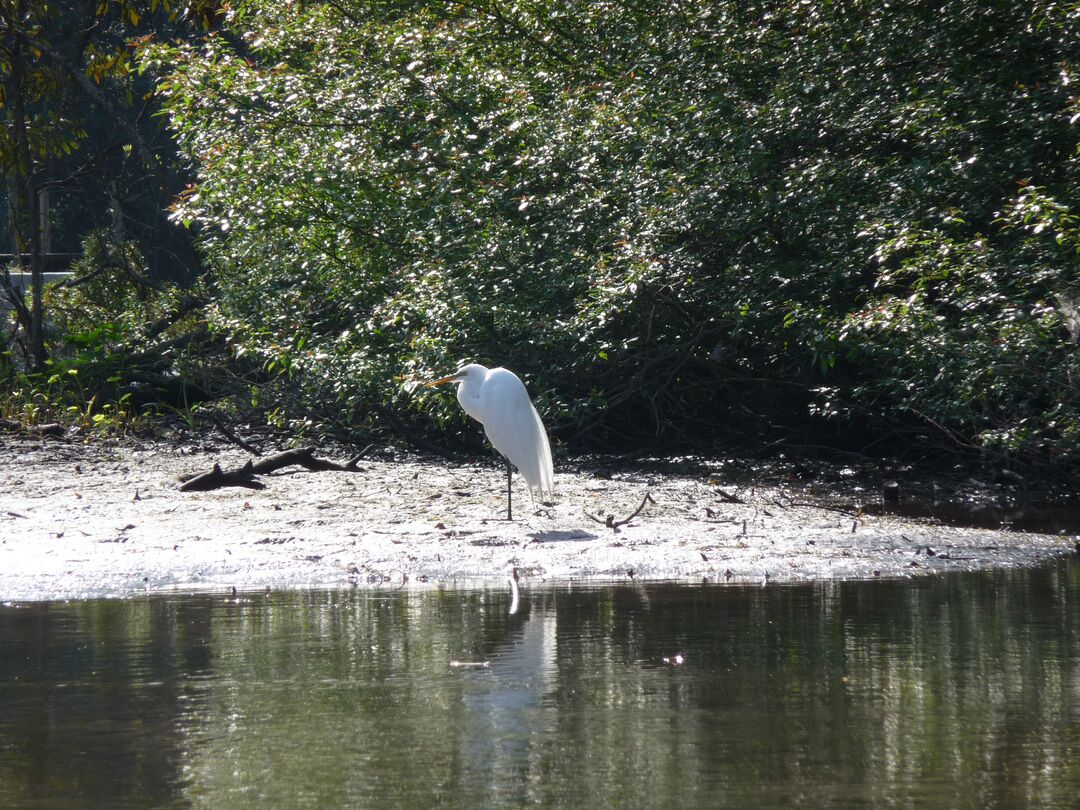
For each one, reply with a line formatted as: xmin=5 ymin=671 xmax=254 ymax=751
xmin=178 ymin=447 xmax=365 ymax=491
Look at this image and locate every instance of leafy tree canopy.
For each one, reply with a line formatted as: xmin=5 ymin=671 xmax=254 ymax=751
xmin=145 ymin=0 xmax=1080 ymax=466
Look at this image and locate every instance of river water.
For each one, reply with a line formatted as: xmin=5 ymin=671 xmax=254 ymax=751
xmin=1 ymin=559 xmax=1078 ymax=809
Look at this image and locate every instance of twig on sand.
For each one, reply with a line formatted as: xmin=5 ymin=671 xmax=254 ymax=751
xmin=714 ymin=487 xmax=745 ymax=504
xmin=210 ymin=414 xmax=262 ymax=456
xmin=586 ymin=491 xmax=656 ymax=529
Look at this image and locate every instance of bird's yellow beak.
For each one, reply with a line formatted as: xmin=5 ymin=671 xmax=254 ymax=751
xmin=424 ymin=374 xmax=459 ymax=388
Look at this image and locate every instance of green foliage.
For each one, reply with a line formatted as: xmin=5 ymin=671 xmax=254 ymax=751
xmin=145 ymin=0 xmax=1080 ymax=466
xmin=1 ymin=231 xmax=210 ymax=434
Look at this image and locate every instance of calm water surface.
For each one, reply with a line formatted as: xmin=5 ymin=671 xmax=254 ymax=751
xmin=1 ymin=560 xmax=1078 ymax=809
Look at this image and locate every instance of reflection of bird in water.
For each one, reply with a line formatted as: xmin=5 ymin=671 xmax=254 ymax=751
xmin=426 ymin=364 xmax=554 ymax=520
xmin=456 ymin=600 xmax=558 ymax=798
xmin=467 ymin=601 xmax=558 ymax=711
xmin=508 ymin=569 xmax=520 ymax=616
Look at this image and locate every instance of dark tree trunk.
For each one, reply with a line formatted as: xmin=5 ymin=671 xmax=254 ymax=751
xmin=5 ymin=17 xmax=46 ymax=370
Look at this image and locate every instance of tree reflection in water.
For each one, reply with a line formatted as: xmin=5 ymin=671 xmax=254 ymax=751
xmin=0 ymin=559 xmax=1077 ymax=809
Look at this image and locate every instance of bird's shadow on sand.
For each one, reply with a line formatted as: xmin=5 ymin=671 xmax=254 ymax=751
xmin=528 ymin=529 xmax=599 ymax=542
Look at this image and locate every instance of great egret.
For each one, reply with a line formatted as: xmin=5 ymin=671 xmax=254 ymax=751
xmin=426 ymin=364 xmax=554 ymax=520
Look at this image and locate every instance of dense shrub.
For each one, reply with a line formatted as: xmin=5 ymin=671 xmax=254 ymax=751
xmin=1 ymin=231 xmax=214 ymax=431
xmin=145 ymin=0 xmax=1080 ymax=466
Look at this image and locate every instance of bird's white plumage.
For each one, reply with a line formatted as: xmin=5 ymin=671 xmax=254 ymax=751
xmin=448 ymin=364 xmax=554 ymax=500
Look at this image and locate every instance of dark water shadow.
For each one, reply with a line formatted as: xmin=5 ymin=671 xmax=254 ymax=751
xmin=863 ymin=500 xmax=1080 ymax=535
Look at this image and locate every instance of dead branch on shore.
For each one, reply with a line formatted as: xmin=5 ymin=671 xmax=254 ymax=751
xmin=210 ymin=414 xmax=262 ymax=456
xmin=586 ymin=491 xmax=656 ymax=529
xmin=179 ymin=447 xmax=366 ymax=492
xmin=714 ymin=487 xmax=746 ymax=504
xmin=179 ymin=461 xmax=266 ymax=491
xmin=1 ymin=418 xmax=66 ymax=438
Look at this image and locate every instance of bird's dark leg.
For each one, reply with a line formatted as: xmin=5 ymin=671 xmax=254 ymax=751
xmin=505 ymin=458 xmax=513 ymax=521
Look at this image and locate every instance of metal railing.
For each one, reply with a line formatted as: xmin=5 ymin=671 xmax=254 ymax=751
xmin=1 ymin=253 xmax=82 ymax=273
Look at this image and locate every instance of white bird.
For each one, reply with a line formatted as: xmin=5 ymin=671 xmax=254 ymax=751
xmin=426 ymin=364 xmax=554 ymax=520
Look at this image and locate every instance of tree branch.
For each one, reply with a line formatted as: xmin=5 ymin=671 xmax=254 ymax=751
xmin=21 ymin=33 xmax=168 ymax=190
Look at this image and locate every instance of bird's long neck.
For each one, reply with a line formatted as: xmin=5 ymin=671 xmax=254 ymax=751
xmin=456 ymin=378 xmax=486 ymax=423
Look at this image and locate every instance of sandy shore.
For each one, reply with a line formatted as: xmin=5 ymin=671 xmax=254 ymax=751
xmin=1 ymin=437 xmax=1075 ymax=601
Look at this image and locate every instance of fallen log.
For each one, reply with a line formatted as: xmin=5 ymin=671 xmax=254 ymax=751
xmin=180 ymin=461 xmax=265 ymax=492
xmin=179 ymin=447 xmax=365 ymax=492
xmin=250 ymin=447 xmax=365 ymax=475
xmin=1 ymin=418 xmax=66 ymax=438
